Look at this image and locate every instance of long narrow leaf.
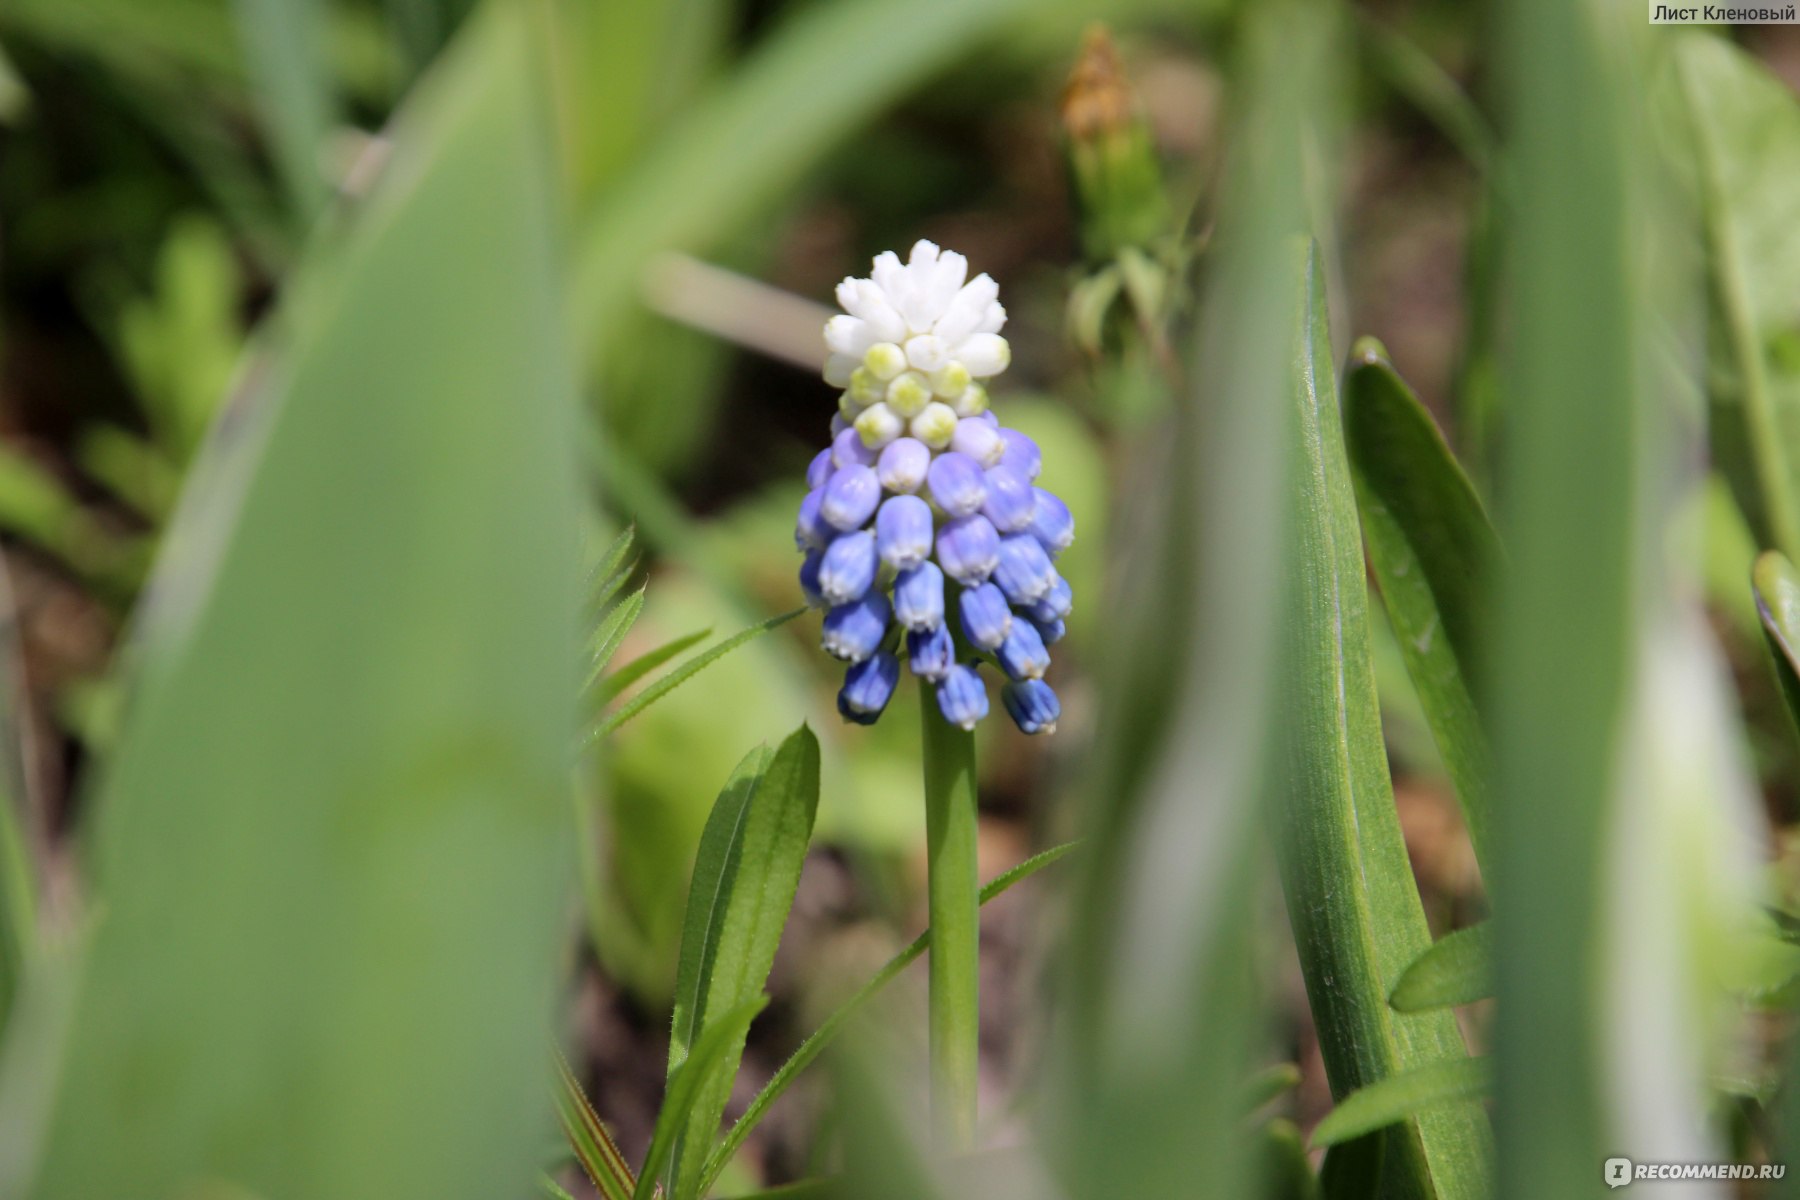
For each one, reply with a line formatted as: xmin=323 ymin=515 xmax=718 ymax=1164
xmin=588 ymin=608 xmax=804 ymax=741
xmin=666 ymin=726 xmax=820 ymax=1200
xmin=1274 ymin=242 xmax=1489 ymax=1199
xmin=593 ymin=626 xmax=713 ymax=705
xmin=1753 ymin=550 xmax=1800 ymax=737
xmin=231 ymin=0 xmax=334 ymax=220
xmin=554 ymin=1050 xmax=636 ymax=1200
xmin=699 ymin=842 xmax=1078 ymax=1194
xmin=1342 ymin=339 xmax=1498 ymax=872
xmin=635 ymin=997 xmax=768 ymax=1200
xmin=587 ymin=585 xmax=646 ymax=683
xmin=27 ymin=10 xmax=581 ymax=1197
xmin=1311 ymin=1059 xmax=1494 ymax=1149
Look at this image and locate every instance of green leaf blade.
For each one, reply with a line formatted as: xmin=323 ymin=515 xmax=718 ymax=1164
xmin=1753 ymin=549 xmax=1800 ymax=736
xmin=1312 ymin=1059 xmax=1494 ymax=1150
xmin=636 ymin=997 xmax=769 ymax=1200
xmin=1390 ymin=924 xmax=1493 ymax=1013
xmin=588 ymin=607 xmax=804 ymax=741
xmin=1342 ymin=339 xmax=1498 ymax=872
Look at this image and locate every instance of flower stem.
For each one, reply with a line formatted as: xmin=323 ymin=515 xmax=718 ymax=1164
xmin=919 ymin=678 xmax=980 ymax=1149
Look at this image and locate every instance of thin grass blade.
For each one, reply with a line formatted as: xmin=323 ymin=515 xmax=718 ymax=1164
xmin=588 ymin=608 xmax=804 ymax=741
xmin=592 ymin=626 xmax=713 ymax=705
xmin=1389 ymin=924 xmax=1492 ymax=1013
xmin=635 ymin=996 xmax=768 ymax=1200
xmin=1311 ymin=1059 xmax=1494 ymax=1150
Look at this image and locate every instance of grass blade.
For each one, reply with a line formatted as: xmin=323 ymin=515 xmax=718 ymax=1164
xmin=636 ymin=997 xmax=768 ymax=1200
xmin=699 ymin=842 xmax=1078 ymax=1194
xmin=587 ymin=525 xmax=637 ymax=613
xmin=666 ymin=726 xmax=820 ymax=1200
xmin=554 ymin=1050 xmax=636 ymax=1200
xmin=232 ymin=0 xmax=334 ymax=220
xmin=588 ymin=607 xmax=804 ymax=741
xmin=1390 ymin=924 xmax=1492 ymax=1013
xmin=592 ymin=627 xmax=712 ymax=705
xmin=1342 ymin=338 xmax=1499 ymax=873
xmin=1753 ymin=550 xmax=1800 ymax=736
xmin=1275 ymin=242 xmax=1489 ymax=1199
xmin=27 ymin=10 xmax=582 ymax=1198
xmin=1311 ymin=1059 xmax=1493 ymax=1150
xmin=587 ymin=585 xmax=646 ymax=683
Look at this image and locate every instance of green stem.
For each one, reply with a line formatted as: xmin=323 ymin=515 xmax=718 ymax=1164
xmin=920 ymin=679 xmax=979 ymax=1149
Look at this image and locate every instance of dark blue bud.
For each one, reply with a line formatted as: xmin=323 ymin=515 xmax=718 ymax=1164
xmin=875 ymin=494 xmax=934 ymax=571
xmin=819 ymin=529 xmax=879 ymax=605
xmin=1001 ymin=679 xmax=1060 ymax=735
xmin=907 ymin=623 xmax=954 ymax=680
xmin=799 ymin=550 xmax=826 ymax=608
xmin=1030 ymin=615 xmax=1067 ymax=645
xmin=796 ymin=489 xmax=833 ymax=551
xmin=998 ymin=428 xmax=1041 ymax=481
xmin=935 ymin=514 xmax=1000 ymax=586
xmin=838 ymin=652 xmax=901 ymax=724
xmin=822 ymin=592 xmax=891 ymax=663
xmin=893 ymin=561 xmax=945 ymax=631
xmin=1027 ymin=487 xmax=1074 ymax=556
xmin=822 ymin=464 xmax=881 ymax=531
xmin=807 ymin=448 xmax=834 ymax=491
xmin=981 ymin=464 xmax=1036 ymax=533
xmin=993 ymin=533 xmax=1056 ymax=605
xmin=832 ymin=426 xmax=878 ymax=470
xmin=936 ymin=664 xmax=989 ymax=730
xmin=926 ymin=451 xmax=988 ymax=519
xmin=1025 ymin=575 xmax=1073 ymax=622
xmin=995 ymin=618 xmax=1050 ymax=681
xmin=958 ymin=582 xmax=1013 ymax=650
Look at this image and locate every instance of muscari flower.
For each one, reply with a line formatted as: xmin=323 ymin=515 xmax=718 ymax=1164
xmin=803 ymin=241 xmax=1076 ymax=734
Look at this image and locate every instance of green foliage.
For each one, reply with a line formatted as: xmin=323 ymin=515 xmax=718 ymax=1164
xmin=636 ymin=997 xmax=769 ymax=1200
xmin=24 ymin=11 xmax=580 ymax=1199
xmin=1275 ymin=243 xmax=1489 ymax=1200
xmin=666 ymin=726 xmax=820 ymax=1200
xmin=1310 ymin=1059 xmax=1493 ymax=1150
xmin=1754 ymin=550 xmax=1800 ymax=738
xmin=1342 ymin=339 xmax=1498 ymax=872
xmin=1390 ymin=924 xmax=1492 ymax=1014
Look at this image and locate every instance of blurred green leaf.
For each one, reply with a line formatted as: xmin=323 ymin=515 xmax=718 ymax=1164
xmin=636 ymin=996 xmax=768 ymax=1200
xmin=698 ymin=841 xmax=1077 ymax=1194
xmin=1262 ymin=1118 xmax=1321 ymax=1200
xmin=1672 ymin=34 xmax=1800 ymax=560
xmin=1390 ymin=923 xmax=1492 ymax=1013
xmin=588 ymin=607 xmax=805 ymax=741
xmin=1753 ymin=549 xmax=1800 ymax=738
xmin=1275 ymin=243 xmax=1489 ymax=1199
xmin=1241 ymin=1062 xmax=1305 ymax=1113
xmin=1342 ymin=338 xmax=1498 ymax=872
xmin=0 ymin=560 xmax=35 ymax=1037
xmin=553 ymin=1051 xmax=636 ymax=1200
xmin=27 ymin=9 xmax=581 ymax=1198
xmin=667 ymin=726 xmax=820 ymax=1200
xmin=232 ymin=0 xmax=335 ymax=219
xmin=587 ymin=585 xmax=646 ymax=683
xmin=1311 ymin=1059 xmax=1493 ymax=1150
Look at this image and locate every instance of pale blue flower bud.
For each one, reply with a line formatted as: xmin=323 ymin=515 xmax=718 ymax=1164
xmin=807 ymin=448 xmax=834 ymax=490
xmin=950 ymin=418 xmax=1003 ymax=468
xmin=1027 ymin=487 xmax=1074 ymax=556
xmin=1030 ymin=615 xmax=1066 ymax=645
xmin=958 ymin=582 xmax=1013 ymax=650
xmin=998 ymin=428 xmax=1041 ymax=481
xmin=907 ymin=623 xmax=954 ymax=680
xmin=1001 ymin=678 xmax=1060 ymax=735
xmin=995 ymin=618 xmax=1050 ymax=681
xmin=839 ymin=652 xmax=901 ymax=725
xmin=981 ymin=464 xmax=1036 ymax=534
xmin=832 ymin=426 xmax=877 ymax=470
xmin=936 ymin=663 xmax=989 ymax=730
xmin=877 ymin=437 xmax=931 ymax=494
xmin=822 ymin=592 xmax=891 ymax=662
xmin=935 ymin=514 xmax=1000 ymax=586
xmin=926 ymin=451 xmax=988 ymax=518
xmin=796 ymin=489 xmax=833 ymax=551
xmin=876 ymin=494 xmax=934 ymax=571
xmin=1025 ymin=575 xmax=1072 ymax=622
xmin=993 ymin=533 xmax=1056 ymax=604
xmin=893 ymin=561 xmax=945 ymax=631
xmin=822 ymin=464 xmax=881 ymax=531
xmin=820 ymin=529 xmax=878 ymax=605
xmin=800 ymin=550 xmax=826 ymax=608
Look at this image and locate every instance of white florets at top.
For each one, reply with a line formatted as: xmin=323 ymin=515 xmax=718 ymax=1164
xmin=822 ymin=241 xmax=1010 ymax=451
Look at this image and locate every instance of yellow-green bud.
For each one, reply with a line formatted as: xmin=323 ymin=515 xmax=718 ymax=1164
xmin=848 ymin=367 xmax=885 ymax=408
xmin=886 ymin=371 xmax=931 ymax=418
xmin=855 ymin=402 xmax=905 ymax=448
xmin=864 ymin=342 xmax=908 ymax=381
xmin=911 ymin=401 xmax=959 ymax=449
xmin=929 ymin=361 xmax=972 ymax=398
xmin=950 ymin=382 xmax=989 ymax=418
xmin=838 ymin=391 xmax=858 ymax=421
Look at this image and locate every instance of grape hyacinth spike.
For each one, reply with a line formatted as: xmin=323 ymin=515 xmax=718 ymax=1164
xmin=799 ymin=240 xmax=1076 ymax=733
